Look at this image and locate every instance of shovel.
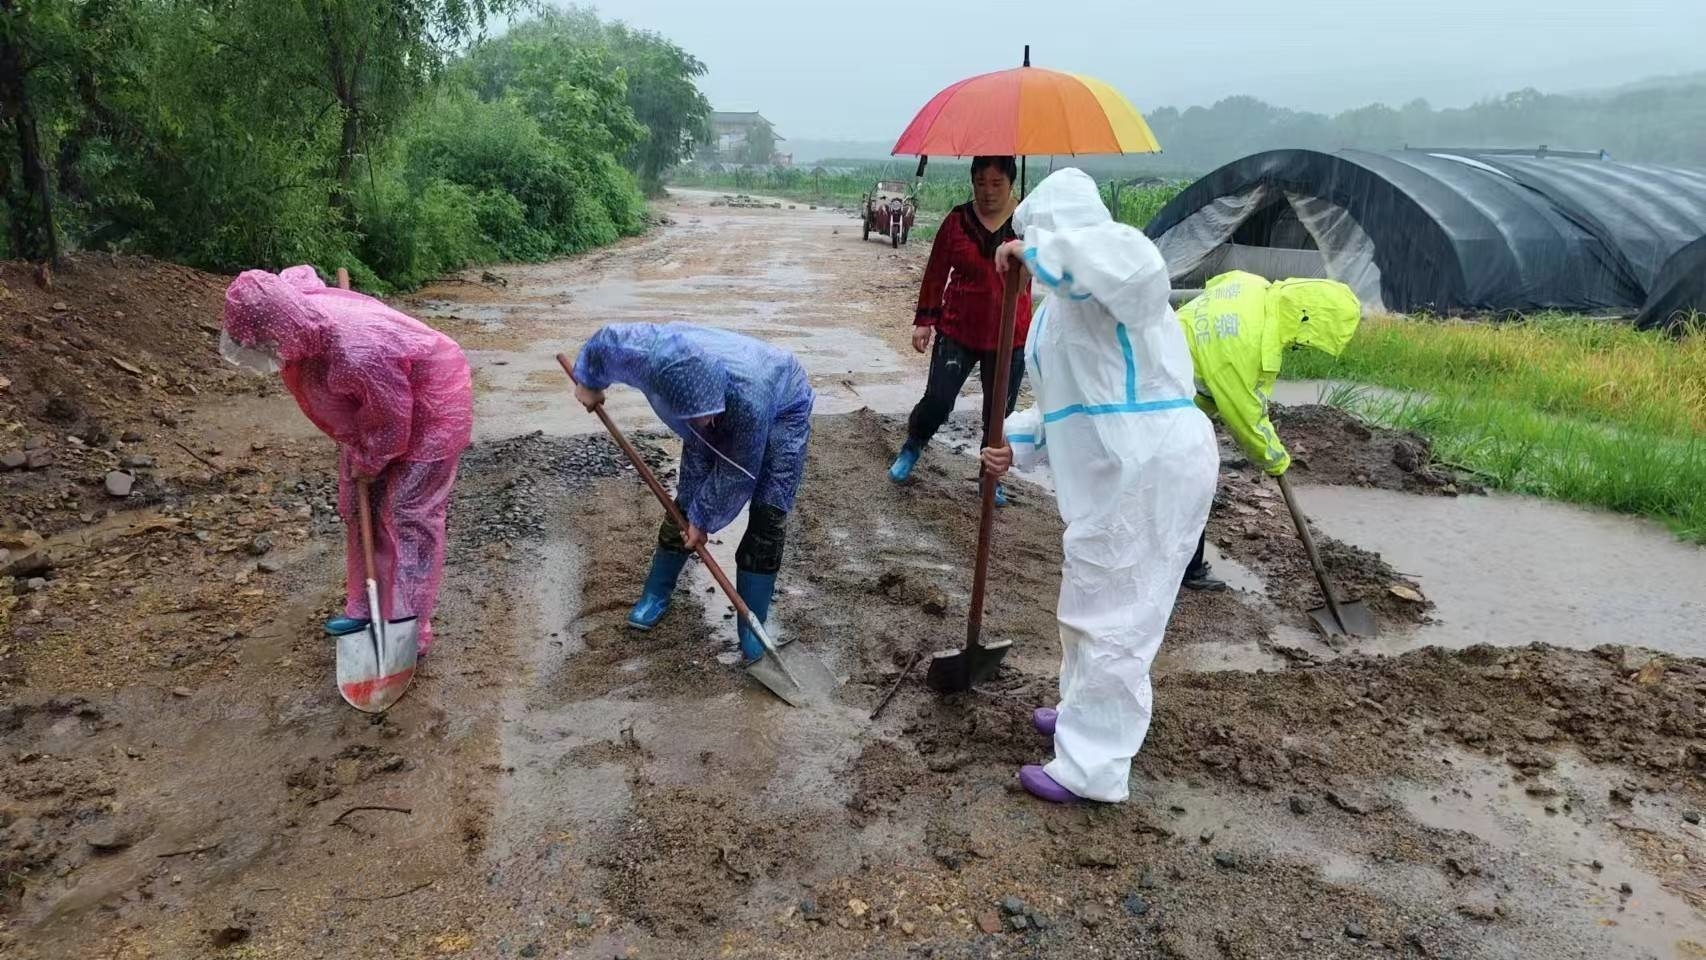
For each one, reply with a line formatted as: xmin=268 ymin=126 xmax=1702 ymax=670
xmin=923 ymin=269 xmax=1023 ymax=693
xmin=334 ymin=478 xmax=420 ymax=712
xmin=1275 ymin=472 xmax=1378 ymax=639
xmin=556 ymin=354 xmax=830 ymax=707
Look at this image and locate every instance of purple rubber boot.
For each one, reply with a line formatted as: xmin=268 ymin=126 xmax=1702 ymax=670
xmin=1019 ymin=764 xmax=1080 ymax=804
xmin=1031 ymin=707 xmax=1058 ymax=736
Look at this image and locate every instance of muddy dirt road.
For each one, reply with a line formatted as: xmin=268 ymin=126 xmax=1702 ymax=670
xmin=4 ymin=193 xmax=1704 ymax=959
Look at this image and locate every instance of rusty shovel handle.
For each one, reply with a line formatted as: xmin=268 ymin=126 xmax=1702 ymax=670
xmin=1275 ymin=472 xmax=1350 ymax=634
xmin=555 ymin=353 xmax=753 ymax=623
xmin=965 ymin=268 xmax=1023 ymax=649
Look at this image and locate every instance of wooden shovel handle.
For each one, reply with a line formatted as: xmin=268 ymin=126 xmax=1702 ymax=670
xmin=965 ymin=268 xmax=1023 ymax=648
xmin=1275 ymin=472 xmax=1350 ymax=632
xmin=555 ymin=353 xmax=753 ymax=623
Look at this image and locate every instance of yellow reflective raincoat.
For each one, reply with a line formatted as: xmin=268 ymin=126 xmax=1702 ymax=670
xmin=1177 ymin=271 xmax=1363 ymax=475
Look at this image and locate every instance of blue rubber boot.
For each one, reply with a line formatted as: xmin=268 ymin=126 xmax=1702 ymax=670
xmin=628 ymin=548 xmax=690 ymax=631
xmin=325 ymin=616 xmax=370 ymax=636
xmin=735 ymin=569 xmax=778 ymax=663
xmin=889 ymin=445 xmax=921 ymax=483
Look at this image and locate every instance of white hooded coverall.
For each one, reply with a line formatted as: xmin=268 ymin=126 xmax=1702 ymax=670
xmin=1004 ymin=169 xmax=1219 ymax=802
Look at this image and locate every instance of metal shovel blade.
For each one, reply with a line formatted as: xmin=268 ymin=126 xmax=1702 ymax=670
xmin=742 ymin=619 xmax=834 ymax=707
xmin=1308 ymin=599 xmax=1378 ymax=639
xmin=924 ymin=638 xmax=1012 ymax=694
xmin=335 ymin=580 xmax=419 ymax=713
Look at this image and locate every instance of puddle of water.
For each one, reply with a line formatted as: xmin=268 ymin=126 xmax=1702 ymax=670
xmin=1203 ymin=542 xmax=1265 ymax=594
xmin=1154 ymin=639 xmax=1287 ymax=674
xmin=1399 ymin=748 xmax=1705 ymax=957
xmin=1292 ymin=485 xmax=1706 ymax=658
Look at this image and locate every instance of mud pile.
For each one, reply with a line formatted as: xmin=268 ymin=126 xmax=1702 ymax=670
xmin=1270 ymin=402 xmax=1477 ymax=495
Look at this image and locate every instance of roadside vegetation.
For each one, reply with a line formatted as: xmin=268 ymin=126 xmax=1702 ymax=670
xmin=670 ymin=163 xmax=1184 ymax=233
xmin=1285 ymin=315 xmax=1706 ymax=541
xmin=0 ymin=4 xmax=709 ymax=291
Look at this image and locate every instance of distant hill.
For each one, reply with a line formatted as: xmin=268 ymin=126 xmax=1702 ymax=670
xmin=1569 ymin=71 xmax=1706 ymax=99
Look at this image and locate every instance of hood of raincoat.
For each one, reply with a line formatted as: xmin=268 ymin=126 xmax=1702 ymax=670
xmin=1014 ymin=167 xmax=1110 ymax=237
xmin=650 ymin=330 xmax=729 ymax=422
xmin=1267 ymin=278 xmax=1362 ymax=357
xmin=222 ymin=269 xmax=328 ymax=362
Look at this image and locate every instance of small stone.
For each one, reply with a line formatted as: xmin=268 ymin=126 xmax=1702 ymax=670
xmin=51 ymin=301 xmax=69 ymax=312
xmin=798 ymin=898 xmax=821 ymax=921
xmin=847 ymin=898 xmax=868 ymax=918
xmin=258 ymin=558 xmax=284 ymax=574
xmin=1122 ymin=894 xmax=1149 ymax=917
xmin=1076 ymin=848 xmax=1118 ymax=868
xmin=1213 ymin=852 xmax=1239 ymax=870
xmin=1328 ymin=789 xmax=1392 ymax=815
xmin=999 ymin=896 xmax=1026 ymax=916
xmin=24 ymin=449 xmax=52 ymax=470
xmin=104 ymin=471 xmax=135 ymax=498
xmin=1138 ymin=870 xmax=1161 ymax=890
xmin=1519 ymin=721 xmax=1556 ymax=743
xmin=0 ymin=450 xmax=24 ymax=470
xmin=1007 ymin=914 xmax=1029 ymax=932
xmin=1028 ymin=912 xmax=1051 ymax=931
xmin=122 ymin=430 xmax=146 ymax=443
xmin=976 ymin=912 xmax=1002 ymax=934
xmin=901 ymin=921 xmax=917 ymax=936
xmin=247 ymin=534 xmax=274 ymax=557
xmin=1199 ymin=828 xmax=1215 ymax=843
xmin=1685 ymin=811 xmax=1701 ymax=825
xmin=1619 ymin=882 xmax=1633 ymax=895
xmin=1289 ymin=796 xmax=1315 ymax=815
xmin=1610 ymin=783 xmax=1637 ymax=805
xmin=171 ymin=687 xmax=192 ymax=698
xmin=1590 ymin=859 xmax=1604 ymax=871
xmin=1345 ymin=921 xmax=1368 ymax=940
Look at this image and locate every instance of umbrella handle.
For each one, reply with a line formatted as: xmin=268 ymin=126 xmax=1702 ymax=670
xmin=1275 ymin=472 xmax=1349 ymax=632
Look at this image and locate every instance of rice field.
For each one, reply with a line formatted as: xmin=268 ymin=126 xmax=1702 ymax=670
xmin=1285 ymin=314 xmax=1706 ymax=541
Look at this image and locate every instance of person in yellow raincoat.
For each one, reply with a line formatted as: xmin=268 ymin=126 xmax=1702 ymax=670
xmin=1176 ymin=270 xmax=1363 ymax=590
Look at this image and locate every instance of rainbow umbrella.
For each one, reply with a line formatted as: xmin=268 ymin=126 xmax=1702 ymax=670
xmin=892 ymin=62 xmax=1161 ymax=159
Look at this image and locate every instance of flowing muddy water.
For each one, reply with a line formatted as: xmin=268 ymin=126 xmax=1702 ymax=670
xmin=1294 ymin=484 xmax=1706 ymax=658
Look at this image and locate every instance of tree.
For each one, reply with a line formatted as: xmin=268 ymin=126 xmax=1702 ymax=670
xmin=737 ymin=118 xmax=776 ymax=166
xmin=464 ymin=8 xmax=711 ymax=193
xmin=602 ymin=21 xmax=710 ymax=192
xmin=0 ymin=0 xmax=70 ymax=264
xmin=208 ymin=0 xmax=523 ymax=211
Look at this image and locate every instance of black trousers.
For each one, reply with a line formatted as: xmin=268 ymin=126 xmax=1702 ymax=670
xmin=1187 ymin=528 xmax=1208 ymax=578
xmin=905 ymin=331 xmax=1026 ymax=451
xmin=658 ymin=502 xmax=789 ymax=574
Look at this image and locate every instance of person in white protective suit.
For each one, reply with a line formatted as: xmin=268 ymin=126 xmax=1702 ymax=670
xmin=980 ymin=168 xmax=1219 ymax=804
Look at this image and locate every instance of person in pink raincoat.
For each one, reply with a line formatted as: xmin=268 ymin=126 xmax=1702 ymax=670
xmin=219 ymin=266 xmax=473 ymax=655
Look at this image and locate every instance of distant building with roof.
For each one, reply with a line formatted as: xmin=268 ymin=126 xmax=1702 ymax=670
xmin=707 ymin=111 xmax=790 ymax=166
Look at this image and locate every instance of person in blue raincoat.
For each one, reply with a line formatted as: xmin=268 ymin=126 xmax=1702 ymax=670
xmin=572 ymin=323 xmax=815 ymax=662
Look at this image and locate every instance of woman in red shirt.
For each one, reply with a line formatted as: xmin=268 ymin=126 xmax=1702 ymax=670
xmin=889 ymin=156 xmax=1033 ymax=505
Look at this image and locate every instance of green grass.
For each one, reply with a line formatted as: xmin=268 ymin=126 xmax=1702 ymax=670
xmin=669 ymin=163 xmax=1184 ymax=230
xmin=1287 ymin=314 xmax=1706 ymax=542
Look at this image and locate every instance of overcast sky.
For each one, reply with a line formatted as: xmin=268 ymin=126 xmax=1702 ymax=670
xmin=561 ymin=0 xmax=1701 ymax=142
